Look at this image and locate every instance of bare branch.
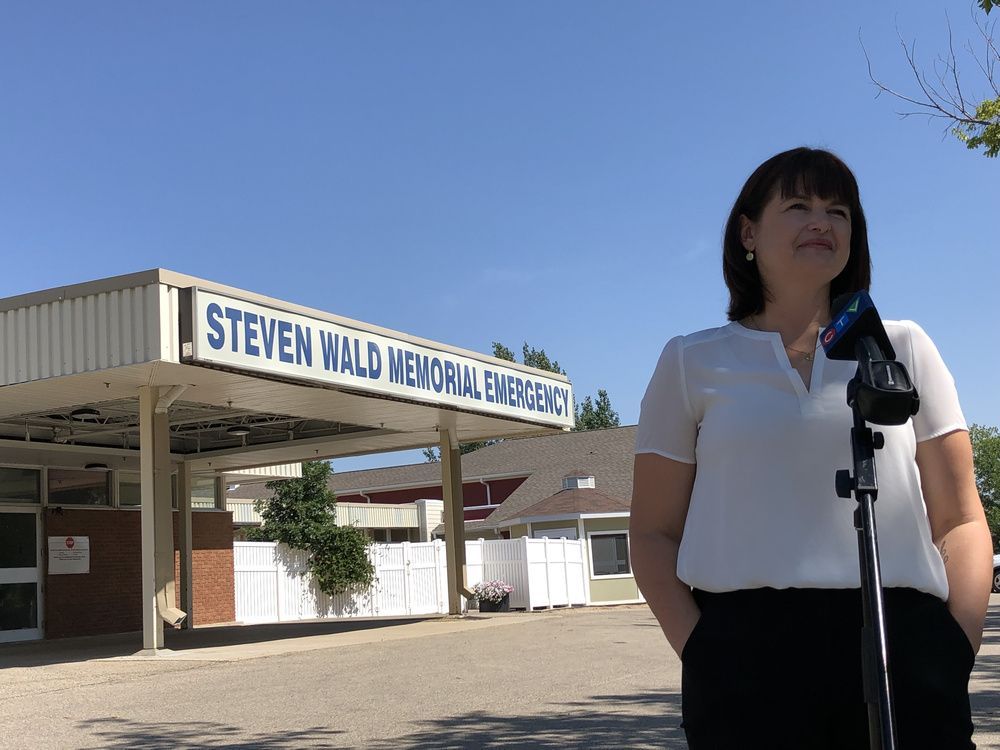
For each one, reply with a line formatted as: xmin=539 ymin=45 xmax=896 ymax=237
xmin=861 ymin=19 xmax=996 ymax=132
xmin=946 ymin=12 xmax=969 ymax=112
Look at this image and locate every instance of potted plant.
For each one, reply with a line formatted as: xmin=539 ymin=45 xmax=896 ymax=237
xmin=473 ymin=579 xmax=514 ymax=612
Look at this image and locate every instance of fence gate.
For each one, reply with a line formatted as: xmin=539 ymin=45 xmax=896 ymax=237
xmin=234 ymin=537 xmax=586 ymax=624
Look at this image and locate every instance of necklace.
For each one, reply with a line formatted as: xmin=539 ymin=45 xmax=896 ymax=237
xmin=744 ymin=317 xmax=823 ymax=362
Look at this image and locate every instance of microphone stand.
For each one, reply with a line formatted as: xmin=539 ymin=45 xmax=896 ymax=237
xmin=834 ymin=337 xmax=919 ymax=750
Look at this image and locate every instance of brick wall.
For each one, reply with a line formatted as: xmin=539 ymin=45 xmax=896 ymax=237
xmin=44 ymin=508 xmax=234 ymax=639
xmin=172 ymin=511 xmax=235 ymax=628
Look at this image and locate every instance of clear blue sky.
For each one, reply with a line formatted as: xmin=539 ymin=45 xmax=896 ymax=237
xmin=1 ymin=2 xmax=995 ymax=472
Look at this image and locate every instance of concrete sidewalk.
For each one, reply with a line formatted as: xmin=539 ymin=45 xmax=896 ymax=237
xmin=0 ymin=610 xmax=551 ymax=666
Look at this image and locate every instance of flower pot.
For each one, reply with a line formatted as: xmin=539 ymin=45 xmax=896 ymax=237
xmin=478 ymin=594 xmax=510 ymax=612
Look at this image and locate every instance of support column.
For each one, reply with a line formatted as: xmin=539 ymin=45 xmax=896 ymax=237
xmin=177 ymin=461 xmax=194 ymax=629
xmin=139 ymin=386 xmax=187 ymax=652
xmin=440 ymin=429 xmax=474 ymax=614
xmin=138 ymin=386 xmax=163 ymax=651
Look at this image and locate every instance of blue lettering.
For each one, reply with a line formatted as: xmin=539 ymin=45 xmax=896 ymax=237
xmin=414 ymin=352 xmax=429 ymax=390
xmin=557 ymin=387 xmax=570 ymax=416
xmin=320 ymin=331 xmax=339 ymax=371
xmin=277 ymin=321 xmax=294 ymax=364
xmin=472 ymin=367 xmax=483 ymax=400
xmin=341 ymin=336 xmax=355 ymax=375
xmin=388 ymin=347 xmax=404 ymax=383
xmin=367 ymin=342 xmax=382 ymax=379
xmin=224 ymin=307 xmax=242 ymax=353
xmin=295 ymin=325 xmax=311 ymax=366
xmin=460 ymin=365 xmax=472 ymax=398
xmin=506 ymin=375 xmax=516 ymax=406
xmin=430 ymin=358 xmax=444 ymax=393
xmin=543 ymin=383 xmax=554 ymax=413
xmin=243 ymin=312 xmax=260 ymax=357
xmin=444 ymin=361 xmax=458 ymax=395
xmin=404 ymin=350 xmax=416 ymax=387
xmin=524 ymin=379 xmax=535 ymax=410
xmin=206 ymin=303 xmax=225 ymax=350
xmin=495 ymin=374 xmax=509 ymax=406
xmin=515 ymin=377 xmax=525 ymax=409
xmin=353 ymin=338 xmax=367 ymax=378
xmin=260 ymin=316 xmax=277 ymax=358
xmin=483 ymin=371 xmax=495 ymax=403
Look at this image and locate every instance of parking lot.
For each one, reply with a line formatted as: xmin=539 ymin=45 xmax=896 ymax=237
xmin=1 ymin=598 xmax=998 ymax=749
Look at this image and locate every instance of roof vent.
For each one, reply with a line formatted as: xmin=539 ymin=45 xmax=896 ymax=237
xmin=562 ymin=474 xmax=595 ymax=491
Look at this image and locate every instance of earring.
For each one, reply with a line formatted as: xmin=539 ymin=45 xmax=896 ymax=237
xmin=745 ymin=247 xmax=755 ymax=261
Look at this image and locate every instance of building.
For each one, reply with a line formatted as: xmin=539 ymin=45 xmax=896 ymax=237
xmin=232 ymin=426 xmax=643 ymax=605
xmin=0 ymin=270 xmax=573 ymax=648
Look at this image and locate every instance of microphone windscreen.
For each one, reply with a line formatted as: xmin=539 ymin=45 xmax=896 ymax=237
xmin=821 ymin=291 xmax=896 ymax=361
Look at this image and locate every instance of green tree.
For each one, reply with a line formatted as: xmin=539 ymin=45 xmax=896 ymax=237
xmin=864 ymin=3 xmax=1000 ymax=158
xmin=575 ymin=389 xmax=621 ymax=431
xmin=970 ymin=423 xmax=1000 ymax=552
xmin=245 ymin=461 xmax=375 ymax=595
xmin=423 ymin=341 xmax=619 ymax=461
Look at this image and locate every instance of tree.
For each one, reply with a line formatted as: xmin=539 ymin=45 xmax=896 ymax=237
xmin=245 ymin=460 xmax=375 ymax=595
xmin=863 ymin=3 xmax=1000 ymax=157
xmin=970 ymin=423 xmax=1000 ymax=552
xmin=575 ymin=389 xmax=621 ymax=431
xmin=423 ymin=341 xmax=619 ymax=461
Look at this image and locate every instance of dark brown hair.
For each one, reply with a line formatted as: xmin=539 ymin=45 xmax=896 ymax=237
xmin=722 ymin=147 xmax=872 ymax=321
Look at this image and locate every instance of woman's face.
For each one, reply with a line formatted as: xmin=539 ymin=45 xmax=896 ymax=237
xmin=740 ymin=187 xmax=852 ymax=297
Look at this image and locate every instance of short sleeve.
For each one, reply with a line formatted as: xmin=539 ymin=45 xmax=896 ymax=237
xmin=904 ymin=321 xmax=967 ymax=442
xmin=635 ymin=335 xmax=697 ymax=463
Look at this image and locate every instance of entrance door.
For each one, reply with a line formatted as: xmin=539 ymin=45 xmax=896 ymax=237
xmin=0 ymin=510 xmax=43 ymax=642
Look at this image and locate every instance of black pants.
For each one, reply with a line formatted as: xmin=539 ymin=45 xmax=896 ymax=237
xmin=680 ymin=587 xmax=976 ymax=749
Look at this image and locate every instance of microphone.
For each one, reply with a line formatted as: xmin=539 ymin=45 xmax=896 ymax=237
xmin=821 ymin=291 xmax=895 ymax=361
xmin=820 ymin=291 xmax=919 ymax=425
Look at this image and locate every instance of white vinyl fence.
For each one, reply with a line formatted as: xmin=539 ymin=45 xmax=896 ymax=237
xmin=234 ymin=537 xmax=588 ymax=624
xmin=465 ymin=537 xmax=588 ymax=610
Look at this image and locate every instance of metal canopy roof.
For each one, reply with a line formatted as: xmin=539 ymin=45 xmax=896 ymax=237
xmin=0 ymin=270 xmax=572 ymax=473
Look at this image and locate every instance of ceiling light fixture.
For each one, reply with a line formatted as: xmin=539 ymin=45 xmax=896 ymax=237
xmin=84 ymin=462 xmax=110 ymax=471
xmin=71 ymin=408 xmax=101 ymax=421
xmin=227 ymin=426 xmax=251 ymax=437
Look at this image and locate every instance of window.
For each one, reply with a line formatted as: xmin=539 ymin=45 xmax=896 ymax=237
xmin=48 ymin=469 xmax=111 ymax=506
xmin=532 ymin=527 xmax=578 ymax=540
xmin=118 ymin=473 xmax=179 ymax=508
xmin=590 ymin=533 xmax=630 ymax=577
xmin=0 ymin=468 xmax=41 ymax=504
xmin=191 ymin=477 xmax=217 ymax=509
xmin=118 ymin=473 xmax=142 ymax=507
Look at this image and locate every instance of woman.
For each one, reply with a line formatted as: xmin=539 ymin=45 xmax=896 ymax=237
xmin=630 ymin=147 xmax=992 ymax=749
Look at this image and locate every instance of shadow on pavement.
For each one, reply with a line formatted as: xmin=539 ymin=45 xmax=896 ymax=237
xmin=371 ymin=689 xmax=685 ymax=749
xmin=74 ymin=719 xmax=346 ymax=749
xmin=0 ymin=616 xmax=442 ymax=668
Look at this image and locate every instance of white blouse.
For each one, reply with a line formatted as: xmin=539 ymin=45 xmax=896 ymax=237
xmin=635 ymin=320 xmax=966 ymax=600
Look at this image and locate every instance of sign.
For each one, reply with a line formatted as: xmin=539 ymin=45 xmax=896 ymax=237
xmin=180 ymin=288 xmax=575 ymax=429
xmin=48 ymin=536 xmax=90 ymax=575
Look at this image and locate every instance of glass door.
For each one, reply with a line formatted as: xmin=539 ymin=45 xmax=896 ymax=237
xmin=0 ymin=510 xmax=42 ymax=642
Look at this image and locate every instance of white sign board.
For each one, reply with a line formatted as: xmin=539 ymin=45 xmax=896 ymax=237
xmin=48 ymin=536 xmax=90 ymax=575
xmin=182 ymin=288 xmax=575 ymax=429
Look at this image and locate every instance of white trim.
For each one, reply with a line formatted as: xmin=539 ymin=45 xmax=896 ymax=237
xmin=586 ymin=529 xmax=632 ymax=580
xmin=0 ymin=507 xmax=44 ymax=642
xmin=530 ymin=526 xmax=578 ymax=540
xmin=585 ymin=599 xmax=645 ymax=606
xmin=335 ymin=471 xmax=529 ymax=497
xmin=499 ymin=511 xmax=629 ymax=528
xmin=0 ymin=465 xmax=43 ymax=505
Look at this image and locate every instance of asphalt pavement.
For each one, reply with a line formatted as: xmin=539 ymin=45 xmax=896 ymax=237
xmin=1 ymin=597 xmax=998 ymax=749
